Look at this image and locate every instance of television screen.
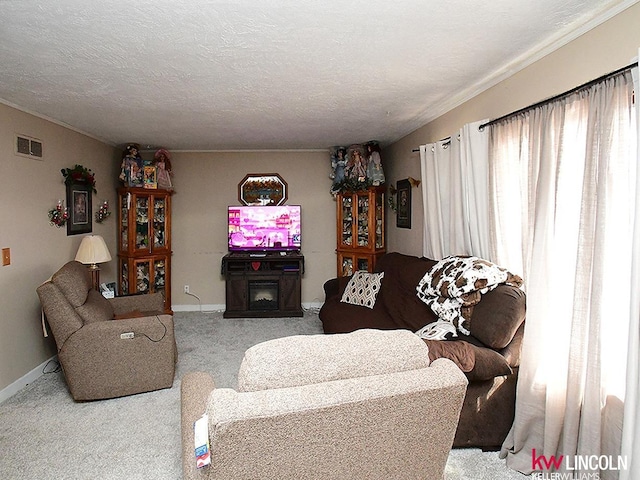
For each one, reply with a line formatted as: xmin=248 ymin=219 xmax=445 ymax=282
xmin=228 ymin=205 xmax=301 ymax=252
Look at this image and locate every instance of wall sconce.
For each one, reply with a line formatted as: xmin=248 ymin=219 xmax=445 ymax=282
xmin=407 ymin=176 xmax=421 ymax=188
xmin=48 ymin=200 xmax=69 ymax=228
xmin=95 ymin=200 xmax=111 ymax=223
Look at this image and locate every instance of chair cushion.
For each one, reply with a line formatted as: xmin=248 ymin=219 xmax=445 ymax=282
xmin=237 ymin=329 xmax=430 ymax=392
xmin=76 ymin=289 xmax=115 ymax=324
xmin=51 ymin=261 xmax=91 ymax=308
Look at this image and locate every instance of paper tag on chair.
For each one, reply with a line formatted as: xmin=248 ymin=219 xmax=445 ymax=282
xmin=194 ymin=414 xmax=211 ymax=468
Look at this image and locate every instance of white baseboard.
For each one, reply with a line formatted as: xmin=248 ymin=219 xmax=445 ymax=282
xmin=172 ymin=302 xmax=324 ymax=313
xmin=172 ymin=304 xmax=225 ymax=312
xmin=0 ymin=355 xmax=58 ymax=404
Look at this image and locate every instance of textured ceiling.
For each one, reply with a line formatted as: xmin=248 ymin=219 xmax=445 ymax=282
xmin=0 ymin=0 xmax=632 ymax=150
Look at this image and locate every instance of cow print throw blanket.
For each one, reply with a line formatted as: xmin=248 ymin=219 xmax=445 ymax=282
xmin=416 ymin=255 xmax=523 ymax=337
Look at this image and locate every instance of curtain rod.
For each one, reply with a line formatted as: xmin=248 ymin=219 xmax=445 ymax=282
xmin=411 ymin=61 xmax=638 ymax=153
xmin=412 ymin=136 xmax=450 ymax=153
xmin=478 ymin=61 xmax=638 ymax=130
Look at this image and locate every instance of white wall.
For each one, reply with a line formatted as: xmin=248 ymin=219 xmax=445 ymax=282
xmin=167 ymin=150 xmax=336 ymax=310
xmin=0 ymin=103 xmax=120 ymax=395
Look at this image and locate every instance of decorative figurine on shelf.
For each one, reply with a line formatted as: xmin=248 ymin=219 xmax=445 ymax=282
xmin=119 ymin=144 xmax=144 ymax=187
xmin=153 ymin=148 xmax=173 ymax=190
xmin=366 ymin=142 xmax=385 ymax=186
xmin=330 ymin=147 xmax=347 ymax=194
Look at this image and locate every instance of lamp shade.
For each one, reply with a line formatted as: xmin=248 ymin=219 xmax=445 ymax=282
xmin=75 ymin=235 xmax=112 ymax=267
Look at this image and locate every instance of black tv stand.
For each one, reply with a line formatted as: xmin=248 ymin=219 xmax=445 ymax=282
xmin=221 ymin=252 xmax=304 ymax=318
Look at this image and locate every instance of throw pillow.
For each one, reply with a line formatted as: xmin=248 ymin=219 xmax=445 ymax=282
xmin=415 ymin=320 xmax=458 ymax=340
xmin=467 ymin=343 xmax=513 ymax=381
xmin=422 ymin=339 xmax=475 ymax=372
xmin=340 ymin=271 xmax=384 ymax=309
xmin=421 ymin=339 xmax=513 ymax=381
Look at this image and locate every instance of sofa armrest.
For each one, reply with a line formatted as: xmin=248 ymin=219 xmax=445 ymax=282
xmin=181 ymin=372 xmax=216 ymax=480
xmin=499 ymin=322 xmax=525 ymax=367
xmin=323 ymin=278 xmax=340 ymax=298
xmin=109 ymin=292 xmax=165 ymax=315
xmin=323 ymin=276 xmax=354 ymax=299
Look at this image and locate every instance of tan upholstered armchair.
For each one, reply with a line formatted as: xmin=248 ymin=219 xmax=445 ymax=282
xmin=181 ymin=329 xmax=468 ymax=480
xmin=37 ymin=261 xmax=176 ymax=401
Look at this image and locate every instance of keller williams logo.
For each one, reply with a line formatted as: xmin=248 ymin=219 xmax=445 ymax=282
xmin=532 ymin=449 xmax=564 ymax=470
xmin=531 ymin=449 xmax=627 ymax=480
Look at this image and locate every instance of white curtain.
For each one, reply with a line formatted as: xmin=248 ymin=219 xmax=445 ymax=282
xmin=493 ymin=68 xmax=637 ymax=477
xmin=419 ymin=120 xmax=490 ymax=260
xmin=620 ymin=57 xmax=640 ymax=480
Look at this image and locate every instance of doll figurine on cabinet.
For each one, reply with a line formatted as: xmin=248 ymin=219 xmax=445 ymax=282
xmin=119 ymin=144 xmax=144 ymax=187
xmin=153 ymin=148 xmax=173 ymax=190
xmin=330 ymin=147 xmax=347 ymax=193
xmin=346 ymin=145 xmax=367 ymax=182
xmin=366 ymin=142 xmax=385 ymax=186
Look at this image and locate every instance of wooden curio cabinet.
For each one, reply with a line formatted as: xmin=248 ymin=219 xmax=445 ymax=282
xmin=336 ymin=186 xmax=386 ymax=277
xmin=117 ymin=187 xmax=172 ymax=312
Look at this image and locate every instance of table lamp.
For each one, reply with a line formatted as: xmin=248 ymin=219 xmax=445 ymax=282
xmin=75 ymin=234 xmax=112 ymax=290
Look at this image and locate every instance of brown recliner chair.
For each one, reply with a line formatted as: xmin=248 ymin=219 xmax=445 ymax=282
xmin=37 ymin=261 xmax=176 ymax=401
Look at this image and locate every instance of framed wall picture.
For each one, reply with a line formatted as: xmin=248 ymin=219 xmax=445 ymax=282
xmin=238 ymin=173 xmax=288 ymax=206
xmin=396 ymin=179 xmax=411 ymax=229
xmin=66 ymin=183 xmax=92 ymax=235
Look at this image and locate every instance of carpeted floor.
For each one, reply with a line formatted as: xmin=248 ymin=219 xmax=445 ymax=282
xmin=0 ymin=310 xmax=527 ymax=479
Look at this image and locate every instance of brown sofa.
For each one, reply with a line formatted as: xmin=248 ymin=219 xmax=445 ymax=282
xmin=319 ymin=252 xmax=526 ymax=449
xmin=37 ymin=261 xmax=177 ymax=401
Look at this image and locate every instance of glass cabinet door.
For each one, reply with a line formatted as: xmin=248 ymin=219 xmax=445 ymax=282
xmin=135 ymin=196 xmax=150 ymax=253
xmin=119 ymin=258 xmax=129 ymax=295
xmin=340 ymin=195 xmax=353 ymax=247
xmin=356 ymin=192 xmax=370 ymax=247
xmin=120 ymin=192 xmax=129 ymax=252
xmin=153 ymin=197 xmax=167 ymax=250
xmin=153 ymin=258 xmax=167 ymax=298
xmin=357 ymin=257 xmax=370 ymax=271
xmin=375 ymin=190 xmax=384 ymax=248
xmin=134 ymin=258 xmax=152 ymax=293
xmin=341 ymin=255 xmax=354 ymax=277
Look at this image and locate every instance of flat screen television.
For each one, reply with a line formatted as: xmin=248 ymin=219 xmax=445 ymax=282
xmin=228 ymin=205 xmax=301 ymax=252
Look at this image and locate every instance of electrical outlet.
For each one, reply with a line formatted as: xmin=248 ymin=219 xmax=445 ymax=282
xmin=184 ymin=285 xmax=190 ymax=294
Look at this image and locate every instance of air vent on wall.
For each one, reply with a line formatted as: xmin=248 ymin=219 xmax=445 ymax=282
xmin=15 ymin=134 xmax=43 ymax=159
